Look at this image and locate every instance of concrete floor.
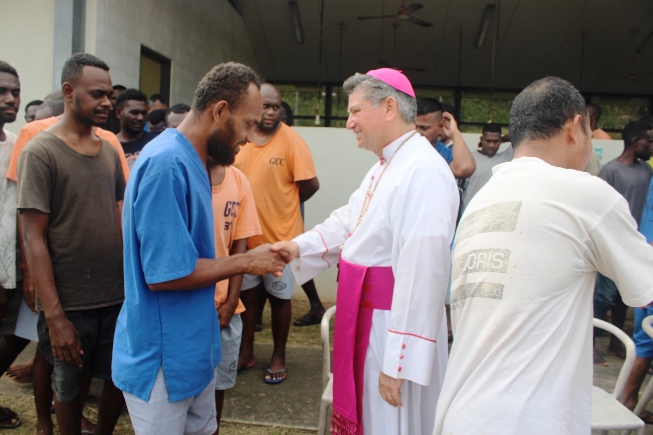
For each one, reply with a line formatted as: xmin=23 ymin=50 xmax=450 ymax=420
xmin=3 ymin=334 xmax=653 ymax=433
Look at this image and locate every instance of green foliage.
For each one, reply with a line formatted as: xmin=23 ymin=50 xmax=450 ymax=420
xmin=275 ymin=84 xmax=651 ymax=136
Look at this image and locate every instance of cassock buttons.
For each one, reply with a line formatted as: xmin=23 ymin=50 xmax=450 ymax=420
xmin=398 ymin=366 xmax=402 ymax=372
xmin=401 ymin=344 xmax=406 ymax=349
xmin=400 ymin=355 xmax=404 ymax=359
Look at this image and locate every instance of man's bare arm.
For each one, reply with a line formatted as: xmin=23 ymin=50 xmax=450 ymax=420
xmin=443 ymin=112 xmax=476 ymax=178
xmin=148 ymin=243 xmax=285 ymax=291
xmin=17 ymin=216 xmax=35 ymax=311
xmin=298 ymin=177 xmax=319 ymax=203
xmin=217 ymin=238 xmax=247 ymax=329
xmin=21 ymin=209 xmax=83 ymax=366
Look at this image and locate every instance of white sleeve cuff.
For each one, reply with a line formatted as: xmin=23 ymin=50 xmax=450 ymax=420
xmin=382 ymin=331 xmax=437 ymax=386
xmin=290 ymin=232 xmax=333 ymax=285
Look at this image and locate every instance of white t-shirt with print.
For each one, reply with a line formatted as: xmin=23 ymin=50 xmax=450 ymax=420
xmin=434 ymin=157 xmax=653 ymax=435
xmin=0 ymin=129 xmax=19 ymax=289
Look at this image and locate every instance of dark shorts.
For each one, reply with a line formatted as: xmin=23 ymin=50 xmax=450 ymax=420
xmin=0 ymin=282 xmax=23 ymax=336
xmin=37 ymin=303 xmax=122 ymax=403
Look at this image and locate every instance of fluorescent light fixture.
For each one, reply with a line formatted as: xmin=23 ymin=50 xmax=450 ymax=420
xmin=289 ymin=0 xmax=304 ymax=44
xmin=476 ymin=4 xmax=496 ymax=49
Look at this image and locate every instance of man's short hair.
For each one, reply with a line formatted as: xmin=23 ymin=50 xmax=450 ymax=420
xmin=42 ymin=90 xmax=62 ymax=102
xmin=586 ymin=102 xmax=602 ymax=120
xmin=482 ymin=123 xmax=502 ymax=134
xmin=60 ymin=53 xmax=109 ymax=86
xmin=148 ymin=109 xmax=167 ymax=125
xmin=149 ymin=93 xmax=168 ymax=106
xmin=116 ymin=88 xmax=148 ymax=110
xmin=509 ymin=76 xmax=588 ymax=148
xmin=113 ymin=84 xmax=126 ymax=92
xmin=622 ymin=120 xmax=653 ymax=147
xmin=166 ymin=103 xmax=191 ymax=117
xmin=192 ymin=62 xmax=261 ymax=113
xmin=25 ymin=100 xmax=43 ymax=111
xmin=416 ymin=98 xmax=442 ymax=117
xmin=281 ymin=100 xmax=294 ymax=125
xmin=440 ymin=101 xmax=455 ymax=115
xmin=0 ymin=61 xmax=19 ymax=78
xmin=40 ymin=93 xmax=65 ymax=117
xmin=344 ymin=73 xmax=417 ymax=123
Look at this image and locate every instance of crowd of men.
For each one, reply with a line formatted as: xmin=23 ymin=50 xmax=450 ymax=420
xmin=1 ymin=52 xmax=653 ymax=435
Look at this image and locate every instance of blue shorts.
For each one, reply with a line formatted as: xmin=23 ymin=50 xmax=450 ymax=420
xmin=634 ymin=305 xmax=653 ymax=359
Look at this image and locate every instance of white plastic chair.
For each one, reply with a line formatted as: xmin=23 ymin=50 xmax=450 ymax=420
xmin=318 ymin=305 xmax=335 ymax=435
xmin=591 ymin=318 xmax=645 ymax=435
xmin=632 ymin=315 xmax=653 ymax=419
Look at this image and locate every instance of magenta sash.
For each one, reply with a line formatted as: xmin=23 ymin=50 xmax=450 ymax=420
xmin=331 ymin=258 xmax=394 ymax=435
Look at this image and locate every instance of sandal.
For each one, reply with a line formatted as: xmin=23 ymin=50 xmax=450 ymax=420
xmin=264 ymin=367 xmax=288 ymax=385
xmin=0 ymin=406 xmax=21 ymax=429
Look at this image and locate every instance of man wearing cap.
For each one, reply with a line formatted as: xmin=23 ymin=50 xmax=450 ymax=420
xmin=273 ymin=69 xmax=457 ymax=434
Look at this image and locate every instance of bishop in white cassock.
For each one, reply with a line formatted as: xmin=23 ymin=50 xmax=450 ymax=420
xmin=273 ymin=69 xmax=459 ymax=435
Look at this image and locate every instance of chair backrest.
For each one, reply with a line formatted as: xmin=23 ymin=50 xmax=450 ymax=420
xmin=321 ymin=305 xmax=336 ymax=388
xmin=642 ymin=315 xmax=653 ymax=339
xmin=593 ymin=317 xmax=636 ymax=400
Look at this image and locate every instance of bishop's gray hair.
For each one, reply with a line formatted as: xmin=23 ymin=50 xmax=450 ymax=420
xmin=343 ymin=73 xmax=416 ymax=123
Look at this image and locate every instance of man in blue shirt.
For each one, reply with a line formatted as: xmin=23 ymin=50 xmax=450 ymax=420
xmin=415 ymin=97 xmax=475 ymax=179
xmin=112 ymin=62 xmax=286 ymax=435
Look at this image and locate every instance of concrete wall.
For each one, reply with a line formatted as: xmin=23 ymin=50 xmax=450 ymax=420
xmin=292 ymin=128 xmax=626 ymax=303
xmin=92 ymin=0 xmax=261 ymax=106
xmin=2 ymin=0 xmax=55 ymax=135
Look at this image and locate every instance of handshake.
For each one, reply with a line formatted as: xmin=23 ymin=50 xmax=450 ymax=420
xmin=243 ymin=241 xmax=300 ymax=277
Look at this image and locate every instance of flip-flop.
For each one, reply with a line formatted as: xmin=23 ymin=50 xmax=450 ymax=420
xmin=293 ymin=315 xmax=323 ymax=327
xmin=640 ymin=411 xmax=653 ymax=425
xmin=0 ymin=406 xmax=21 ymax=429
xmin=264 ymin=367 xmax=288 ymax=385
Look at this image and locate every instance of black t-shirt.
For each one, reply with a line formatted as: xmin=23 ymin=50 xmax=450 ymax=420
xmin=121 ymin=131 xmax=156 ymax=159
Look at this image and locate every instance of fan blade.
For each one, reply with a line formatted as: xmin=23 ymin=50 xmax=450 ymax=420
xmin=401 ymin=3 xmax=423 ymax=15
xmin=408 ymin=16 xmax=433 ymax=27
xmin=601 ymin=74 xmax=634 ymax=79
xmin=358 ymin=15 xmax=396 ymax=20
xmin=378 ymin=60 xmax=397 ymax=68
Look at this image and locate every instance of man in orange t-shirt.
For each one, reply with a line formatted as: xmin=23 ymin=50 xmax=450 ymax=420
xmin=209 ymin=162 xmax=261 ymax=432
xmin=234 ymin=83 xmax=319 ymax=383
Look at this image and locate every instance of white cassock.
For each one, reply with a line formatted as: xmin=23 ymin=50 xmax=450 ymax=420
xmin=291 ymin=130 xmax=459 ymax=435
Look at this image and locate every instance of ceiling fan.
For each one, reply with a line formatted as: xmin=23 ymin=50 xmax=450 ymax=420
xmin=601 ymin=30 xmax=653 ymax=83
xmin=378 ymin=21 xmax=425 ymax=72
xmin=358 ymin=1 xmax=433 ymax=27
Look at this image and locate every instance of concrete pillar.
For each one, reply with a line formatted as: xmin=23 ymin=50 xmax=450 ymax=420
xmin=52 ymin=0 xmax=85 ymax=89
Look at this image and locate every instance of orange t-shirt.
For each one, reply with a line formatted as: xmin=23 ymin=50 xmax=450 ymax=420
xmin=6 ymin=117 xmax=130 ymax=182
xmin=234 ymin=123 xmax=317 ymax=248
xmin=212 ymin=166 xmax=262 ymax=312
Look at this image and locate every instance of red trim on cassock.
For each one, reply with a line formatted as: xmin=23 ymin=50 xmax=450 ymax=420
xmin=387 ymin=329 xmax=437 ymax=343
xmin=310 ymin=230 xmax=331 ymax=267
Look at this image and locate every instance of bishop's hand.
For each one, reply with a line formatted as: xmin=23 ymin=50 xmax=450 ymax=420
xmin=379 ymin=372 xmax=404 ymax=407
xmin=271 ymin=240 xmax=300 ymax=264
